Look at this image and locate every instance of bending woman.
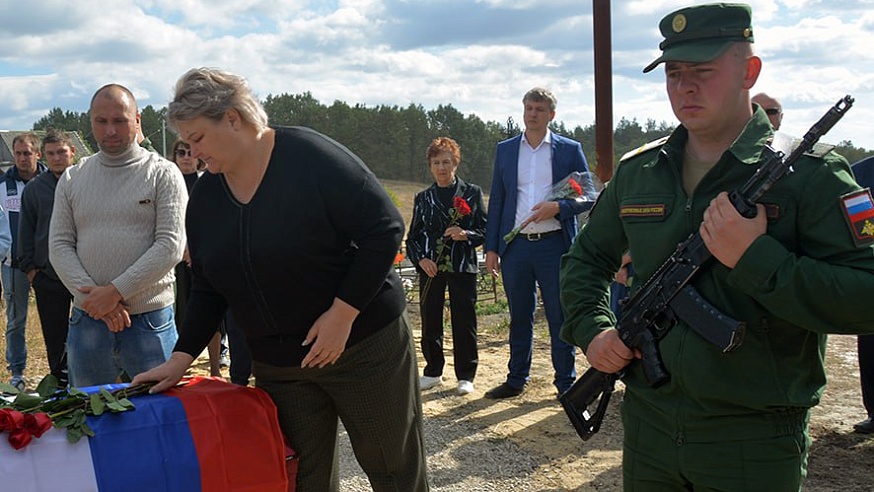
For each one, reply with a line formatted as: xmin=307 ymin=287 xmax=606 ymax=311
xmin=133 ymin=67 xmax=428 ymax=491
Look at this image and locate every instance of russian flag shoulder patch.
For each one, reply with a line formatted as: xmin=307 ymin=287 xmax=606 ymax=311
xmin=840 ymin=188 xmax=874 ymax=247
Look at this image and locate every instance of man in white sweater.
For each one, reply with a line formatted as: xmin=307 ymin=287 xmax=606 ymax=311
xmin=50 ymin=84 xmax=187 ymax=387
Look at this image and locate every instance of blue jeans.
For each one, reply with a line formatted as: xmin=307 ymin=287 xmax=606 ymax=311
xmin=67 ymin=306 xmax=178 ymax=387
xmin=3 ymin=264 xmax=31 ymax=376
xmin=500 ymin=234 xmax=576 ymax=392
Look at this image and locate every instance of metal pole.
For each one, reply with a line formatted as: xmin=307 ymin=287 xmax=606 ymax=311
xmin=593 ymin=0 xmax=614 ymax=183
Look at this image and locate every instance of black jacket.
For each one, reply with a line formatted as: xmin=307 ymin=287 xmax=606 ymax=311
xmin=406 ymin=177 xmax=487 ymax=274
xmin=17 ymin=171 xmax=61 ymax=280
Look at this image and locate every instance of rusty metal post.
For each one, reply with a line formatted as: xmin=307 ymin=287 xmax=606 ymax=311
xmin=593 ymin=0 xmax=614 ymax=183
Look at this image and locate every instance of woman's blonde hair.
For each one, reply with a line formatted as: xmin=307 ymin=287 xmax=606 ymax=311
xmin=167 ymin=67 xmax=269 ymax=133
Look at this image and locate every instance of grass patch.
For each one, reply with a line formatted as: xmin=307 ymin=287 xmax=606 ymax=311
xmin=476 ymin=298 xmax=508 ymax=316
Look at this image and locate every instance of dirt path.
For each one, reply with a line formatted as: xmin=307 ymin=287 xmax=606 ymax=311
xmin=332 ymin=310 xmax=874 ymax=491
xmin=5 ymin=295 xmax=873 ymax=489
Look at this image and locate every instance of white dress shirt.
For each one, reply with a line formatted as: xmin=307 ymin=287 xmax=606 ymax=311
xmin=515 ymin=131 xmax=561 ymax=234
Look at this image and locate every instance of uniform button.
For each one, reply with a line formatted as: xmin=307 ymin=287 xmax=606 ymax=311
xmin=675 ymin=435 xmax=685 ymax=446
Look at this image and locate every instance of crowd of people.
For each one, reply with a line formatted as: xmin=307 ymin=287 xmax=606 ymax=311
xmin=1 ymin=2 xmax=873 ymax=491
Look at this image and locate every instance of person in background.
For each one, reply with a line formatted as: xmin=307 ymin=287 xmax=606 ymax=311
xmin=751 ymin=92 xmax=783 ymax=130
xmin=171 ymin=138 xmax=252 ymax=383
xmin=171 ymin=139 xmax=220 ymax=376
xmin=0 ymin=205 xmax=11 ymax=372
xmin=406 ymin=136 xmax=486 ymax=396
xmin=137 ymin=123 xmax=158 ymax=153
xmin=609 ymin=252 xmax=633 ymax=319
xmin=18 ymin=129 xmax=77 ymax=389
xmin=483 ymin=87 xmax=593 ymax=399
xmin=851 ymin=154 xmax=874 ymax=434
xmin=50 ymin=84 xmax=187 ymax=387
xmin=132 ymin=67 xmax=428 ymax=491
xmin=560 ymin=4 xmax=874 ymax=489
xmin=2 ymin=132 xmax=47 ymax=391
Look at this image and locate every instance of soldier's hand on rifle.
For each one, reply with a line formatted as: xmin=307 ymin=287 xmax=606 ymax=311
xmin=586 ymin=329 xmax=638 ymax=373
xmin=700 ymin=192 xmax=767 ymax=269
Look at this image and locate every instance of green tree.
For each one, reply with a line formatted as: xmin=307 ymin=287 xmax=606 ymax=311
xmin=835 ymin=141 xmax=873 ymax=166
xmin=264 ymin=92 xmax=326 ymax=129
xmin=140 ymin=105 xmax=173 ymax=156
xmin=32 ymin=107 xmax=94 ymax=150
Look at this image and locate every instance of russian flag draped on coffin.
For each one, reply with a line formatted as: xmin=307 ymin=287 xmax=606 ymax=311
xmin=0 ymin=377 xmax=292 ymax=492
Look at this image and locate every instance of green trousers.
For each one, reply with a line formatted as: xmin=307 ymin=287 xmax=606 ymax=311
xmin=254 ymin=313 xmax=429 ymax=491
xmin=622 ymin=412 xmax=809 ymax=491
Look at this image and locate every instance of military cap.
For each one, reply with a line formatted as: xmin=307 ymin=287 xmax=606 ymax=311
xmin=643 ymin=3 xmax=754 ymax=73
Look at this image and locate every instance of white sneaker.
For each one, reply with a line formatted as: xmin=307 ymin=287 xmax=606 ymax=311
xmin=419 ymin=375 xmax=443 ymax=390
xmin=457 ymin=380 xmax=475 ymax=395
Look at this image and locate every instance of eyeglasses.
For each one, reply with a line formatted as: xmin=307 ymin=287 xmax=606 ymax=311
xmin=175 ymin=149 xmax=192 ymax=157
xmin=764 ymin=108 xmax=782 ymax=116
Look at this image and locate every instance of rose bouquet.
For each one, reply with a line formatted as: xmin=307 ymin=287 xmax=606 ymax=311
xmin=421 ymin=196 xmax=472 ymax=299
xmin=503 ymin=171 xmax=599 ymax=244
xmin=0 ymin=375 xmax=154 ymax=450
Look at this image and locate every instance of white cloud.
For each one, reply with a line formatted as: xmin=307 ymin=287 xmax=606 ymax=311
xmin=0 ymin=0 xmax=870 ymax=149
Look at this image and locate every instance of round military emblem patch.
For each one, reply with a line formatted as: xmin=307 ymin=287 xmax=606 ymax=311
xmin=672 ymin=14 xmax=687 ymax=33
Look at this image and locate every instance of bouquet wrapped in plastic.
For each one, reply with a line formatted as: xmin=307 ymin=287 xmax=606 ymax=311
xmin=503 ymin=171 xmax=600 ymax=244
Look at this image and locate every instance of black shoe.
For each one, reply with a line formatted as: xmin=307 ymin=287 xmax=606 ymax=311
xmin=853 ymin=417 xmax=874 ymax=434
xmin=484 ymin=382 xmax=524 ymax=399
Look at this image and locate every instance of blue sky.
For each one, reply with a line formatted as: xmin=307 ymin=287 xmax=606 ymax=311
xmin=0 ymin=0 xmax=871 ymax=154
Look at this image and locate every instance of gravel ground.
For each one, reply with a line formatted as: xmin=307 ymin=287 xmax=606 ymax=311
xmin=339 ymin=415 xmax=543 ymax=491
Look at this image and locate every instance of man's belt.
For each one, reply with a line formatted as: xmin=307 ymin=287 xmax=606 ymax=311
xmin=519 ymin=230 xmax=562 ymax=241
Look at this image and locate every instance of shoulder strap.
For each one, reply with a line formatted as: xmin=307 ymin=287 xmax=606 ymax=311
xmin=620 ymin=136 xmax=669 ymax=163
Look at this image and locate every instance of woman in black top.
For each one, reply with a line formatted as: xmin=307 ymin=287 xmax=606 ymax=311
xmin=405 ymin=137 xmax=486 ymax=395
xmin=133 ymin=68 xmax=428 ymax=491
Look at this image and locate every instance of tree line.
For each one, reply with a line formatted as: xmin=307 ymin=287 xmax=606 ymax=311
xmin=32 ymin=93 xmax=872 ymax=189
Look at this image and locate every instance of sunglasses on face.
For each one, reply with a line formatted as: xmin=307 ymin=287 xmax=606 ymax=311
xmin=175 ymin=149 xmax=192 ymax=157
xmin=764 ymin=108 xmax=782 ymax=116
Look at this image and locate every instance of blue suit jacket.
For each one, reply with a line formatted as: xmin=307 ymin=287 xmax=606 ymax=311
xmin=853 ymin=156 xmax=874 ymax=189
xmin=485 ymin=132 xmax=591 ymax=256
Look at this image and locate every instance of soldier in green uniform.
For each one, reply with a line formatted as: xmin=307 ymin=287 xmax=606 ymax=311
xmin=560 ymin=3 xmax=874 ymax=490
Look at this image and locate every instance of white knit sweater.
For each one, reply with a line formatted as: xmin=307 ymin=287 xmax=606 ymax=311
xmin=49 ymin=144 xmax=187 ymax=314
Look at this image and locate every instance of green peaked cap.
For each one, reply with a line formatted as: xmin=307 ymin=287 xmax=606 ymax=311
xmin=644 ymin=3 xmax=754 ymax=73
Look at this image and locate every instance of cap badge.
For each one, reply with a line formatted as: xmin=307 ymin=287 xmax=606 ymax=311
xmin=672 ymin=14 xmax=687 ymax=33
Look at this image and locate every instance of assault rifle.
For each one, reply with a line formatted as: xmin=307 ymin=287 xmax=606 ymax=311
xmin=560 ymin=95 xmax=855 ymax=441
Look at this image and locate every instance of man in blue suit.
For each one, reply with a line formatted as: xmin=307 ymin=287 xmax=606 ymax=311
xmin=484 ymin=87 xmax=593 ymax=398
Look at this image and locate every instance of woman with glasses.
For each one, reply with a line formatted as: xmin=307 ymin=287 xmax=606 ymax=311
xmin=170 ymin=140 xmax=219 ymax=372
xmin=134 ymin=68 xmax=427 ymax=491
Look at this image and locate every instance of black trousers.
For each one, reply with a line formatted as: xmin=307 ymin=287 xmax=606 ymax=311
xmin=419 ymin=271 xmax=478 ymax=381
xmin=32 ymin=272 xmax=73 ymax=385
xmin=254 ymin=315 xmax=428 ymax=491
xmin=859 ymin=334 xmax=874 ymax=418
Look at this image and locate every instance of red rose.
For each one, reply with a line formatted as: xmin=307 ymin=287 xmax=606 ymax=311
xmin=0 ymin=408 xmax=25 ymax=433
xmin=24 ymin=412 xmax=53 ymax=438
xmin=569 ymin=179 xmax=583 ymax=197
xmin=452 ymin=196 xmax=472 ymax=216
xmin=8 ymin=428 xmax=33 ymax=450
